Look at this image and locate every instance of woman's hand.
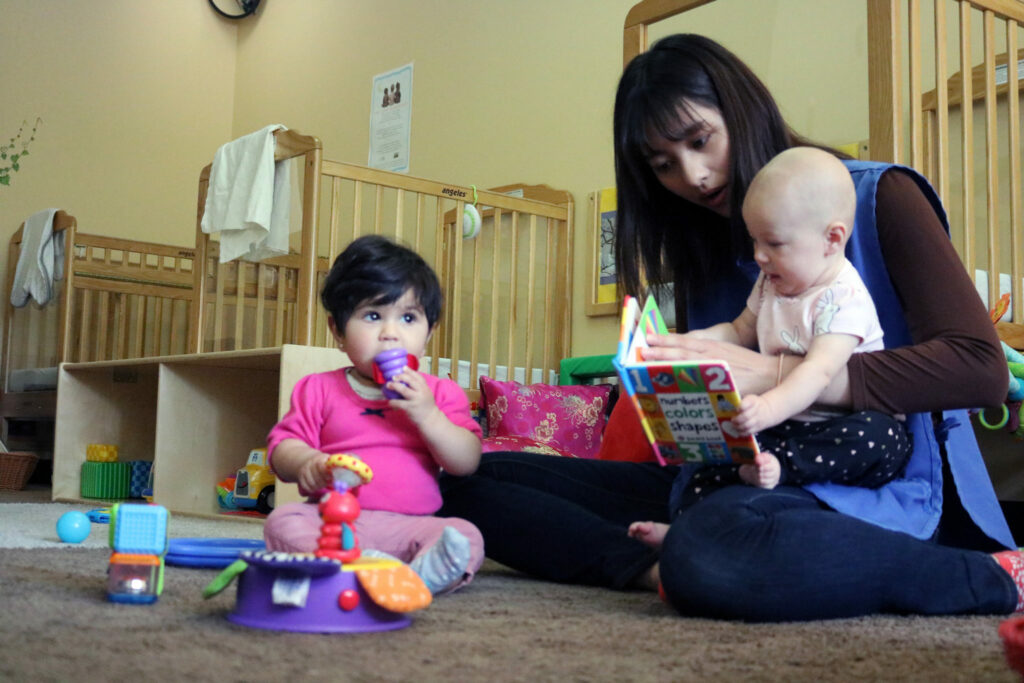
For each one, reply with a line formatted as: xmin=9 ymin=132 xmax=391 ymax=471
xmin=643 ymin=333 xmax=778 ymax=396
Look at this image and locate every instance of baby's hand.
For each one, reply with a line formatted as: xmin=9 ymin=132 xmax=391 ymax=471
xmin=296 ymin=451 xmax=332 ymax=495
xmin=733 ymin=394 xmax=778 ymax=436
xmin=385 ymin=368 xmax=440 ymax=426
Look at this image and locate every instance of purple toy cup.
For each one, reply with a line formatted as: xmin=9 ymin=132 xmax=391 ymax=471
xmin=374 ymin=348 xmax=408 ymax=399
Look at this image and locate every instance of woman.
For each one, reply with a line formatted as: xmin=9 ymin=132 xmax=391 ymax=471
xmin=439 ymin=34 xmax=1020 ymax=621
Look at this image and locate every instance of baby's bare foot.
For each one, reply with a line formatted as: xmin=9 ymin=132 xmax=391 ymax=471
xmin=628 ymin=520 xmax=669 ymax=548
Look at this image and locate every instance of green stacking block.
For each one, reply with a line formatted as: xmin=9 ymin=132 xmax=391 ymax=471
xmin=81 ymin=461 xmax=131 ymax=499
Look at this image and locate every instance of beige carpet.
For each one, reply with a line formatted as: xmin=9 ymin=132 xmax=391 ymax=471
xmin=0 ymin=488 xmax=1020 ymax=681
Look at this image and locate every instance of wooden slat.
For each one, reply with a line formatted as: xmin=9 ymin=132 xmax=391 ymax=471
xmin=542 ymin=220 xmax=555 ymax=383
xmin=428 ymin=205 xmax=444 ymax=378
xmin=132 ymin=296 xmax=145 ymax=359
xmin=96 ymin=292 xmax=110 ymax=360
xmin=213 ymin=262 xmax=227 ymax=352
xmin=1007 ymin=20 xmax=1023 ymax=323
xmin=934 ymin=0 xmax=950 ymax=203
xmin=374 ymin=184 xmax=383 ymax=235
xmin=233 ymin=261 xmax=246 ymax=350
xmin=487 ymin=209 xmax=502 ymax=381
xmin=352 ymin=180 xmax=364 ymax=240
xmin=450 ymin=200 xmax=465 ymax=387
xmin=255 ymin=264 xmax=267 ymax=348
xmin=467 ymin=213 xmax=482 ymax=390
xmin=909 ymin=0 xmax=924 ymax=170
xmin=505 ymin=212 xmax=520 ymax=377
xmin=525 ymin=215 xmax=538 ymax=381
xmin=414 ymin=193 xmax=425 ymax=253
xmin=960 ymin=1 xmax=976 ymax=274
xmin=984 ymin=9 xmax=1000 ymax=307
xmin=77 ymin=290 xmax=92 ymax=361
xmin=868 ymin=0 xmax=903 ymax=162
xmin=295 ymin=144 xmax=322 ymax=346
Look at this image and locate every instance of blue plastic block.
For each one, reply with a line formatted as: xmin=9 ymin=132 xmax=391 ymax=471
xmin=109 ymin=503 xmax=169 ymax=555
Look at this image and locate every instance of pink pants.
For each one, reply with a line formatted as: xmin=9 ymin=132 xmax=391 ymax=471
xmin=263 ymin=502 xmax=485 ymax=591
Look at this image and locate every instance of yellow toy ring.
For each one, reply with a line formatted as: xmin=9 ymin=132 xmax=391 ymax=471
xmin=978 ymin=404 xmax=1010 ymax=430
xmin=325 ymin=453 xmax=373 ymax=485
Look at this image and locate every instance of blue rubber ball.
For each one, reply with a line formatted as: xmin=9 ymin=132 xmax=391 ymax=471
xmin=57 ymin=510 xmax=91 ymax=543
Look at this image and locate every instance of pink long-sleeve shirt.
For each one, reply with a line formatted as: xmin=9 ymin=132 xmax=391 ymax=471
xmin=268 ymin=368 xmax=482 ymax=515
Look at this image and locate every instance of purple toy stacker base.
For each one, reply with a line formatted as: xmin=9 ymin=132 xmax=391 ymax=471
xmin=203 ymin=454 xmax=432 ymax=633
xmin=226 ymin=552 xmax=412 ymax=633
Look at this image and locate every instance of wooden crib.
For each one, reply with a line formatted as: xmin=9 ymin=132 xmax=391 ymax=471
xmin=1 ymin=213 xmax=195 ymax=424
xmin=193 ymin=129 xmax=576 ymax=399
xmin=625 ymin=0 xmax=1024 ymax=347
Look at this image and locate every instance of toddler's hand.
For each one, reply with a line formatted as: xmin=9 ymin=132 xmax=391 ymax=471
xmin=296 ymin=451 xmax=332 ymax=496
xmin=385 ymin=368 xmax=441 ymax=427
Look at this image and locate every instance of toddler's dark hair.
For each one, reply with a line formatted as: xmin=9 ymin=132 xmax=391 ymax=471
xmin=320 ymin=235 xmax=442 ymax=330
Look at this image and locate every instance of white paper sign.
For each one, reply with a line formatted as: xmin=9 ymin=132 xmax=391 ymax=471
xmin=369 ymin=63 xmax=413 ymax=172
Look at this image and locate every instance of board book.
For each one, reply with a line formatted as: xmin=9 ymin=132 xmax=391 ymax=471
xmin=612 ymin=295 xmax=759 ymax=466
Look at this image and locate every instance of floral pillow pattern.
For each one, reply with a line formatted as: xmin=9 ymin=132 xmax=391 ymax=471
xmin=478 ymin=376 xmax=612 ymax=459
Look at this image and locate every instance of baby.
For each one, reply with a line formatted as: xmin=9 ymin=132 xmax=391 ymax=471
xmin=631 ymin=147 xmax=912 ymax=546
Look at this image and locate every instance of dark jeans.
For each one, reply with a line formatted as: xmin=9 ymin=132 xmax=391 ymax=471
xmin=439 ymin=451 xmax=1017 ymax=621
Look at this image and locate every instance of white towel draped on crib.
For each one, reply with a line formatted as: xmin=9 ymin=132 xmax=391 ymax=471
xmin=10 ymin=208 xmax=65 ymax=308
xmin=201 ymin=124 xmax=294 ymax=263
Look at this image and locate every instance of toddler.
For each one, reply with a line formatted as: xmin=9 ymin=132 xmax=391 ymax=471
xmin=264 ymin=235 xmax=484 ymax=594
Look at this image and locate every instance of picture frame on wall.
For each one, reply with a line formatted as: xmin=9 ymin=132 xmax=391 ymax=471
xmin=586 ymin=187 xmax=619 ymax=317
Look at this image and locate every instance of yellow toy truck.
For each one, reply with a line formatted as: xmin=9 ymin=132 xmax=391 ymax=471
xmin=233 ymin=448 xmax=275 ymax=514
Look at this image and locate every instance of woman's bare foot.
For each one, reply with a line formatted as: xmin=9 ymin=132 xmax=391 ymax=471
xmin=629 ymin=561 xmax=661 ymax=591
xmin=628 ymin=520 xmax=669 ymax=548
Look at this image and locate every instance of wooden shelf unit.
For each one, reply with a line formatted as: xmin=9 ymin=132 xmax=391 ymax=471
xmin=52 ymin=345 xmax=345 ymax=517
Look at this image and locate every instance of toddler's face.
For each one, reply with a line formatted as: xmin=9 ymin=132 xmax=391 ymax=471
xmin=333 ymin=288 xmax=431 ymax=383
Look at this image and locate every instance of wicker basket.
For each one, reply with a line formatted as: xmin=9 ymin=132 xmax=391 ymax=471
xmin=0 ymin=451 xmax=39 ymax=490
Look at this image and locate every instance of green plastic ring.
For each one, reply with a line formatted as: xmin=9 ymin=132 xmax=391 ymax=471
xmin=978 ymin=404 xmax=1010 ymax=430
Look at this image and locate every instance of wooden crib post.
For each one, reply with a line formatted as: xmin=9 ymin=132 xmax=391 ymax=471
xmin=294 ymin=143 xmax=322 ymax=346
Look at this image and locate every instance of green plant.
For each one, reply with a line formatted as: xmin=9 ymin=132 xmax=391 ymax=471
xmin=1 ymin=118 xmax=42 ymax=187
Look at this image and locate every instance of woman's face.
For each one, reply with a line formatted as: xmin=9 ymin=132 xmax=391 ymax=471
xmin=643 ymin=100 xmax=731 ymax=217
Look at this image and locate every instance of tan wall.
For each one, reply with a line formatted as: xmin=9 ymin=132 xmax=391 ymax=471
xmin=0 ymin=0 xmax=238 ymax=327
xmin=1 ymin=0 xmax=869 ymax=358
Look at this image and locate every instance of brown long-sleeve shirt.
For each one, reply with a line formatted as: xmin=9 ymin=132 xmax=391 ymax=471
xmin=846 ymin=169 xmax=1007 ymax=414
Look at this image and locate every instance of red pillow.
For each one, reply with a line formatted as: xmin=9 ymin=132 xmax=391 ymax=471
xmin=478 ymin=376 xmax=612 ymax=459
xmin=596 ymin=395 xmax=657 ymax=463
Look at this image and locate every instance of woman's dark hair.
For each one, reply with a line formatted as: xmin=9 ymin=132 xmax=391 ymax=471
xmin=320 ymin=235 xmax=442 ymax=330
xmin=613 ymin=34 xmax=829 ymax=304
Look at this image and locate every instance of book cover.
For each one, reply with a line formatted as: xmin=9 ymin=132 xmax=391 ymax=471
xmin=612 ymin=295 xmax=759 ymax=466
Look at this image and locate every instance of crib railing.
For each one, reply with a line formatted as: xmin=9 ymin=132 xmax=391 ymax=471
xmin=867 ymin=0 xmax=1024 ymax=340
xmin=3 ymin=214 xmax=195 ymax=386
xmin=194 ymin=130 xmax=574 ymax=395
xmin=625 ymin=0 xmax=1024 ymax=342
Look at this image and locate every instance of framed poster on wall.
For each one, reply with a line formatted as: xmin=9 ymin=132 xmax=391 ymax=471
xmin=586 ymin=187 xmax=619 ymax=316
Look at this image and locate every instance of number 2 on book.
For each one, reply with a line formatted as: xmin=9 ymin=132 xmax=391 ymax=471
xmin=704 ymin=366 xmax=732 ymax=392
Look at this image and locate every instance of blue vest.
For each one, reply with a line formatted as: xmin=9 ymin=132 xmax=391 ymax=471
xmin=688 ymin=160 xmax=1015 ymax=548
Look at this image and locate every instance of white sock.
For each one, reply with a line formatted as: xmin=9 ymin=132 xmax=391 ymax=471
xmin=409 ymin=526 xmax=471 ymax=595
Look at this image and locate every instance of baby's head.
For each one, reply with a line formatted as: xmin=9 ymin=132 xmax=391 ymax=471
xmin=320 ymin=235 xmax=442 ymax=333
xmin=741 ymin=147 xmax=856 ymax=295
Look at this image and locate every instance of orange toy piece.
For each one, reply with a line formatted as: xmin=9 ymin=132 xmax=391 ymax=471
xmin=356 ymin=562 xmax=432 ymax=612
xmin=991 ymin=293 xmax=1011 ymax=324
